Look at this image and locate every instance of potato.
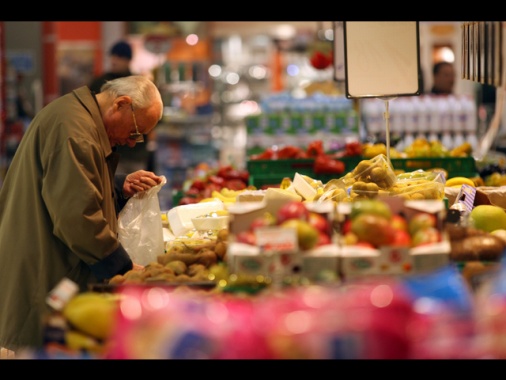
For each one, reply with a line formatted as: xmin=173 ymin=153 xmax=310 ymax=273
xmin=165 ymin=260 xmax=187 ymax=275
xmin=187 ymin=263 xmax=207 ymax=277
xmin=196 ymin=248 xmax=218 ymax=267
xmin=108 ymin=274 xmax=125 ymax=285
xmin=214 ymin=241 xmax=227 ymax=260
xmin=164 ymin=252 xmax=200 ymax=266
xmin=450 ymin=234 xmax=506 ymax=262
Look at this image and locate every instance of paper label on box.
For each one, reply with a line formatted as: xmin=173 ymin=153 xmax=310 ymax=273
xmin=255 ymin=226 xmax=298 ymax=253
xmin=378 ymin=246 xmax=413 ymax=274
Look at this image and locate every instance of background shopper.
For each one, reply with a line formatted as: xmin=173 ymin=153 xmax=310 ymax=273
xmin=430 ymin=61 xmax=456 ymax=95
xmin=0 ymin=75 xmax=164 ymax=353
xmin=89 ymin=40 xmax=134 ymax=93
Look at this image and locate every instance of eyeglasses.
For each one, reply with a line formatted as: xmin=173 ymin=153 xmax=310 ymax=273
xmin=129 ymin=105 xmax=145 ymax=143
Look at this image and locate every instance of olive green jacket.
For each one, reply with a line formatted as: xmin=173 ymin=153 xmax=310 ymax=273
xmin=0 ymin=86 xmax=133 ymax=351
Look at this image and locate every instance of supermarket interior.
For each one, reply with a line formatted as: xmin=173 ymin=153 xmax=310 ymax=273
xmin=4 ymin=21 xmax=506 ymax=360
xmin=1 ymin=21 xmax=502 ymax=208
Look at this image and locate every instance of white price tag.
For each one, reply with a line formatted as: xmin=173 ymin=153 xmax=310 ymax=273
xmin=255 ymin=226 xmax=298 ymax=253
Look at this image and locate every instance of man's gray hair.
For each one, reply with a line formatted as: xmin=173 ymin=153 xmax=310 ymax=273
xmin=100 ymin=75 xmax=163 ymax=119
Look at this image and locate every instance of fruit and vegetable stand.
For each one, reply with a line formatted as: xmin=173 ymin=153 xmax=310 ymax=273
xmin=12 ymin=151 xmax=506 ymax=360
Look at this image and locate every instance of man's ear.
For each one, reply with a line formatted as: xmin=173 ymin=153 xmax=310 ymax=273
xmin=114 ymin=95 xmax=132 ymax=111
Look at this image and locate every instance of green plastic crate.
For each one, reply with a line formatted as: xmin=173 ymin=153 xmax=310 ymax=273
xmin=246 ymin=156 xmax=477 ymax=188
xmin=247 ymin=157 xmax=362 ymax=188
xmin=390 ymin=156 xmax=477 ymax=178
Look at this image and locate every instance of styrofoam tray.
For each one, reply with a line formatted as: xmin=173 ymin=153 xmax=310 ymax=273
xmin=167 ymin=200 xmax=224 ymax=237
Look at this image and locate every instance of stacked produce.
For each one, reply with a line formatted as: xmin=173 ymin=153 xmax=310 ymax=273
xmin=35 ymin=138 xmax=506 ymax=359
xmin=176 ymin=165 xmax=250 ymax=205
xmin=341 ymin=199 xmax=442 ymax=249
xmin=109 ymin=228 xmax=229 ymax=286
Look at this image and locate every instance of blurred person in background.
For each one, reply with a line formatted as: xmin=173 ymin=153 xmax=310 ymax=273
xmin=430 ymin=61 xmax=455 ymax=95
xmin=0 ymin=75 xmax=164 ymax=353
xmin=89 ymin=40 xmax=134 ymax=93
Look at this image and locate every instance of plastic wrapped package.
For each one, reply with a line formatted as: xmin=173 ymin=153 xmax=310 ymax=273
xmin=389 ymin=170 xmax=446 ymax=200
xmin=314 ymin=154 xmax=396 ymax=203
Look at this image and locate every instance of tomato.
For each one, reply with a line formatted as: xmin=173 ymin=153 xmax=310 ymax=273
xmin=223 ymin=179 xmax=247 ymax=191
xmin=208 ymin=175 xmax=225 ymax=186
xmin=250 ymin=149 xmax=274 ymax=160
xmin=307 ymin=140 xmax=325 ymax=157
xmin=277 ymin=145 xmax=305 ymax=159
xmin=313 ymin=155 xmax=345 ymax=174
xmin=201 ymin=183 xmax=223 ymax=198
xmin=190 ymin=178 xmax=206 ymax=191
xmin=344 ymin=141 xmax=363 ymax=156
xmin=179 ymin=197 xmax=200 ymax=205
xmin=310 ymin=51 xmax=332 ymax=70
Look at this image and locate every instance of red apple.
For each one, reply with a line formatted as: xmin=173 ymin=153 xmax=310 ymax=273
xmin=351 ymin=214 xmax=396 ymax=247
xmin=250 ymin=212 xmax=277 ymax=231
xmin=316 ymin=231 xmax=331 ymax=246
xmin=411 ymin=227 xmax=441 ymax=247
xmin=308 ymin=212 xmax=331 ymax=234
xmin=277 ymin=201 xmax=309 ymax=224
xmin=236 ymin=230 xmax=256 ymax=245
xmin=391 ymin=229 xmax=412 ymax=247
xmin=354 ymin=241 xmax=376 ymax=249
xmin=391 ymin=214 xmax=408 ymax=232
xmin=342 ymin=219 xmax=352 ymax=234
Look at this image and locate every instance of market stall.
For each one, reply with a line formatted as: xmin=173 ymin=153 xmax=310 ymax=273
xmin=5 ymin=21 xmax=506 ymax=360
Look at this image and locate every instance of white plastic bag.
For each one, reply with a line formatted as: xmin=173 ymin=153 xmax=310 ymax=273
xmin=118 ymin=176 xmax=167 ymax=266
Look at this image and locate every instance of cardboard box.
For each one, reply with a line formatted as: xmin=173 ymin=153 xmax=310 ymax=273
xmin=227 ymin=242 xmax=302 ymax=281
xmin=340 ymin=245 xmax=412 ymax=280
xmin=227 ymin=242 xmax=341 ymax=284
xmin=301 ymin=245 xmax=340 ymax=282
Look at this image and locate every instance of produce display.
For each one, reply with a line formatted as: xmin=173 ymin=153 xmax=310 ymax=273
xmin=25 ymin=146 xmax=506 ymax=360
xmin=109 ymin=228 xmax=228 ymax=286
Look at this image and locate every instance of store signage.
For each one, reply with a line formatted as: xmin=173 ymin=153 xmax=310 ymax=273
xmin=144 ymin=34 xmax=172 ymax=54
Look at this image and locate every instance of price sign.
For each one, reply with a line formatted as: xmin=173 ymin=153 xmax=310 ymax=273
xmin=144 ymin=34 xmax=172 ymax=54
xmin=255 ymin=226 xmax=298 ymax=253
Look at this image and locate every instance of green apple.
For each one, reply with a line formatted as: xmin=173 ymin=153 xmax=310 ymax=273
xmin=469 ymin=205 xmax=506 ymax=233
xmin=408 ymin=213 xmax=436 ymax=236
xmin=350 ymin=199 xmax=391 ymax=220
xmin=280 ymin=219 xmax=319 ymax=250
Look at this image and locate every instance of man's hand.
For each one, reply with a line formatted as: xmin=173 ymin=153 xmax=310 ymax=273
xmin=123 ymin=170 xmax=163 ymax=198
xmin=132 ymin=263 xmax=145 ymax=271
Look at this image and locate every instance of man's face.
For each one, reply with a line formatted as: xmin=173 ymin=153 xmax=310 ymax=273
xmin=104 ymin=98 xmax=162 ymax=148
xmin=110 ymin=55 xmax=131 ymax=74
xmin=436 ymin=65 xmax=455 ymax=93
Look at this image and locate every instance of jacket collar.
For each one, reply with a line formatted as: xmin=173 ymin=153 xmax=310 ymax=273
xmin=72 ymin=86 xmax=113 ymax=158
